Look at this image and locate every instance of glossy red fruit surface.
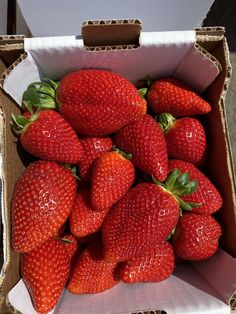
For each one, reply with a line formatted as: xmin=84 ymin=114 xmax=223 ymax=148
xmin=12 ymin=160 xmax=77 ymax=252
xmin=115 ymin=114 xmax=168 ymax=181
xmin=168 ymin=159 xmax=223 ymax=215
xmin=68 ymin=240 xmax=119 ymax=294
xmin=121 ymin=241 xmax=174 ymax=283
xmin=172 ymin=213 xmax=222 ymax=260
xmin=91 ymin=151 xmax=135 ymax=211
xmin=78 ymin=137 xmax=113 ymax=181
xmin=103 ymin=182 xmax=179 ymax=262
xmin=57 ymin=69 xmax=147 ymax=136
xmin=70 ymin=189 xmax=109 ymax=237
xmin=20 ymin=109 xmax=83 ymax=164
xmin=147 ymin=78 xmax=211 ymax=117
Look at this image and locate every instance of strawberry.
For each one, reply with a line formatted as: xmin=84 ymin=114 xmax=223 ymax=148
xmin=172 ymin=213 xmax=222 ymax=260
xmin=21 ymin=235 xmax=77 ymax=314
xmin=23 ymin=70 xmax=147 ymax=136
xmin=103 ymin=170 xmax=198 ymax=262
xmin=114 ymin=114 xmax=168 ymax=182
xmin=67 ymin=239 xmax=119 ymax=294
xmin=11 ymin=109 xmax=83 ymax=164
xmin=12 ymin=160 xmax=77 ymax=252
xmin=91 ymin=150 xmax=135 ymax=211
xmin=121 ymin=242 xmax=174 ymax=283
xmin=62 ymin=234 xmax=78 ymax=259
xmin=158 ymin=113 xmax=207 ymax=165
xmin=70 ymin=189 xmax=109 ymax=237
xmin=168 ymin=159 xmax=223 ymax=215
xmin=147 ymin=78 xmax=211 ymax=117
xmin=78 ymin=137 xmax=113 ymax=181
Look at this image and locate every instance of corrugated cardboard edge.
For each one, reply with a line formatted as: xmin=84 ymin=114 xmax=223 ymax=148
xmin=81 ymin=19 xmax=142 ymax=48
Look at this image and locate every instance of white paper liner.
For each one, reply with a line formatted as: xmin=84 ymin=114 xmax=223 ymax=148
xmin=8 ymin=257 xmax=231 ymax=314
xmin=3 ymin=30 xmax=219 ymax=105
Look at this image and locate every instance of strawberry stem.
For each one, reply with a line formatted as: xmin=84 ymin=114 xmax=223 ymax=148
xmin=112 ymin=146 xmax=132 ymax=160
xmin=158 ymin=113 xmax=176 ymax=132
xmin=152 ymin=169 xmax=202 ymax=212
xmin=23 ymin=78 xmax=59 ymax=111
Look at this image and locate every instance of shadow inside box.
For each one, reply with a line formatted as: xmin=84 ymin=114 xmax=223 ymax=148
xmin=174 ymin=262 xmax=221 ymax=301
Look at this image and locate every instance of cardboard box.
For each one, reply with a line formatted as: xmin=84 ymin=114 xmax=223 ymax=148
xmin=1 ymin=13 xmax=236 ymax=314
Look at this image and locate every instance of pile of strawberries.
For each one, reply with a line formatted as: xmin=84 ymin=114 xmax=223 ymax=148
xmin=11 ymin=69 xmax=223 ymax=314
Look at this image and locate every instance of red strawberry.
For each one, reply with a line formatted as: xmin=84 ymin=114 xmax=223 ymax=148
xmin=23 ymin=71 xmax=147 ymax=136
xmin=115 ymin=114 xmax=168 ymax=182
xmin=91 ymin=150 xmax=135 ymax=211
xmin=78 ymin=137 xmax=113 ymax=181
xmin=168 ymin=159 xmax=223 ymax=215
xmin=172 ymin=213 xmax=222 ymax=260
xmin=12 ymin=160 xmax=77 ymax=252
xmin=67 ymin=240 xmax=119 ymax=294
xmin=159 ymin=113 xmax=207 ymax=165
xmin=147 ymin=78 xmax=211 ymax=117
xmin=70 ymin=189 xmax=109 ymax=237
xmin=62 ymin=234 xmax=78 ymax=259
xmin=12 ymin=109 xmax=83 ymax=164
xmin=21 ymin=236 xmax=77 ymax=314
xmin=103 ymin=169 xmax=200 ymax=262
xmin=103 ymin=183 xmax=178 ymax=262
xmin=121 ymin=242 xmax=174 ymax=283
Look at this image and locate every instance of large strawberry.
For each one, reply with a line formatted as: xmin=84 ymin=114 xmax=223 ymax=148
xmin=91 ymin=150 xmax=135 ymax=211
xmin=12 ymin=160 xmax=77 ymax=252
xmin=114 ymin=114 xmax=168 ymax=182
xmin=67 ymin=239 xmax=119 ymax=294
xmin=21 ymin=235 xmax=77 ymax=314
xmin=78 ymin=137 xmax=113 ymax=181
xmin=172 ymin=213 xmax=222 ymax=260
xmin=70 ymin=189 xmax=109 ymax=237
xmin=147 ymin=78 xmax=211 ymax=117
xmin=23 ymin=70 xmax=147 ymax=136
xmin=121 ymin=242 xmax=174 ymax=283
xmin=11 ymin=109 xmax=83 ymax=164
xmin=158 ymin=113 xmax=207 ymax=165
xmin=168 ymin=159 xmax=223 ymax=215
xmin=103 ymin=170 xmax=199 ymax=262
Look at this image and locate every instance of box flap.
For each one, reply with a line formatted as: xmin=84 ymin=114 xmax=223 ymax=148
xmin=17 ymin=0 xmax=215 ymax=37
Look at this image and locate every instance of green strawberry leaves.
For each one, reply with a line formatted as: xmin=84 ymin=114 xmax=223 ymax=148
xmin=23 ymin=78 xmax=59 ymax=111
xmin=152 ymin=168 xmax=202 ymax=212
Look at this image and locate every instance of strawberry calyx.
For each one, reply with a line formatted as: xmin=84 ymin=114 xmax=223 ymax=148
xmin=137 ymin=78 xmax=152 ymax=99
xmin=152 ymin=169 xmax=202 ymax=212
xmin=23 ymin=78 xmax=59 ymax=112
xmin=158 ymin=113 xmax=176 ymax=132
xmin=112 ymin=146 xmax=132 ymax=160
xmin=11 ymin=112 xmax=39 ymax=135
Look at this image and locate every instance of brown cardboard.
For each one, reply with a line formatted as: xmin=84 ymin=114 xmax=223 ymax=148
xmin=0 ymin=25 xmax=235 ymax=313
xmin=81 ymin=19 xmax=142 ymax=48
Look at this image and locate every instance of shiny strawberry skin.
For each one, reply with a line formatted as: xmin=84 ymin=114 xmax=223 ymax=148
xmin=12 ymin=160 xmax=77 ymax=252
xmin=70 ymin=189 xmax=109 ymax=237
xmin=78 ymin=137 xmax=113 ymax=181
xmin=103 ymin=183 xmax=179 ymax=262
xmin=67 ymin=240 xmax=119 ymax=294
xmin=121 ymin=242 xmax=174 ymax=283
xmin=57 ymin=69 xmax=147 ymax=136
xmin=21 ymin=236 xmax=77 ymax=314
xmin=147 ymin=78 xmax=211 ymax=117
xmin=168 ymin=159 xmax=223 ymax=215
xmin=91 ymin=151 xmax=135 ymax=211
xmin=172 ymin=213 xmax=222 ymax=261
xmin=20 ymin=109 xmax=83 ymax=164
xmin=114 ymin=114 xmax=168 ymax=181
xmin=165 ymin=117 xmax=206 ymax=165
